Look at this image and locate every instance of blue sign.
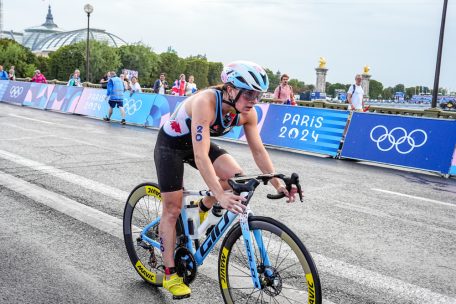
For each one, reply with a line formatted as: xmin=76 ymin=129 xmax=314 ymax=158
xmin=47 ymin=85 xmax=83 ymax=113
xmin=341 ymin=112 xmax=456 ymax=173
xmin=2 ymin=81 xmax=31 ymax=105
xmin=256 ymin=105 xmax=349 ymax=156
xmin=110 ymin=91 xmax=156 ymax=125
xmin=0 ymin=80 xmax=9 ymax=101
xmin=22 ymin=83 xmax=55 ymax=109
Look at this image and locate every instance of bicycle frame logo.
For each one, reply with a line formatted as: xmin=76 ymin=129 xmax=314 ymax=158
xmin=370 ymin=125 xmax=428 ymax=154
xmin=9 ymin=86 xmax=24 ymax=98
xmin=124 ymin=98 xmax=142 ymax=116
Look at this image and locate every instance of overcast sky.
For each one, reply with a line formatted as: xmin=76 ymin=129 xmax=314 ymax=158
xmin=3 ymin=0 xmax=455 ymax=90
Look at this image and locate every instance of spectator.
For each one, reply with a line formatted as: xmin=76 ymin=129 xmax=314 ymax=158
xmin=67 ymin=69 xmax=82 ymax=87
xmin=171 ymin=73 xmax=186 ymax=96
xmin=273 ymin=74 xmax=295 ymax=105
xmin=100 ymin=72 xmax=110 ymax=89
xmin=0 ymin=65 xmax=8 ymax=80
xmin=185 ymin=75 xmax=197 ymax=96
xmin=129 ymin=76 xmax=142 ymax=96
xmin=347 ymin=74 xmax=365 ymax=111
xmin=153 ymin=73 xmax=168 ymax=94
xmin=120 ymin=74 xmax=131 ymax=91
xmin=31 ymin=70 xmax=47 ymax=83
xmin=8 ymin=66 xmax=16 ymax=80
xmin=103 ymin=72 xmax=126 ymax=125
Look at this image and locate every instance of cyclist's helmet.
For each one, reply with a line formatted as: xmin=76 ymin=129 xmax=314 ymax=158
xmin=221 ymin=61 xmax=269 ymax=93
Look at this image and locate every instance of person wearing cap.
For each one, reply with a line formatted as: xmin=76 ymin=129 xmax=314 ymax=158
xmin=31 ymin=70 xmax=47 ymax=83
xmin=154 ymin=61 xmax=298 ymax=299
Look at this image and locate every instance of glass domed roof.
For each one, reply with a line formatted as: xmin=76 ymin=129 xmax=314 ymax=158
xmin=34 ymin=28 xmax=127 ymax=52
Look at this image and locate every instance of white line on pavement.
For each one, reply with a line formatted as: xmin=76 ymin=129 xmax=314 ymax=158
xmin=372 ymin=188 xmax=455 ymax=208
xmin=0 ymin=149 xmax=127 ymax=201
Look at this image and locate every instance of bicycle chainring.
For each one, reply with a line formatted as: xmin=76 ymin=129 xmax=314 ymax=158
xmin=174 ymin=247 xmax=197 ymax=285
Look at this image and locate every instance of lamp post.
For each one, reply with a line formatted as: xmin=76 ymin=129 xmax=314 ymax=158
xmin=84 ymin=4 xmax=94 ymax=83
xmin=431 ymin=0 xmax=448 ymax=108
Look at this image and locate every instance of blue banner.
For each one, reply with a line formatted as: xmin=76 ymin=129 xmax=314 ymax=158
xmin=2 ymin=81 xmax=31 ymax=105
xmin=0 ymin=80 xmax=9 ymax=101
xmin=144 ymin=94 xmax=185 ymax=128
xmin=22 ymin=83 xmax=55 ymax=109
xmin=341 ymin=112 xmax=456 ymax=173
xmin=225 ymin=104 xmax=349 ymax=157
xmin=47 ymin=85 xmax=83 ymax=113
xmin=110 ymin=92 xmax=156 ymax=125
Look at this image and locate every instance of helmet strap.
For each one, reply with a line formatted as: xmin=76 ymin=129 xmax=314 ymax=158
xmin=222 ymin=87 xmax=242 ymax=114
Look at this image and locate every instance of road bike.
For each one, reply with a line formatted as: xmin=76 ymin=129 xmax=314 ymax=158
xmin=123 ymin=173 xmax=322 ymax=303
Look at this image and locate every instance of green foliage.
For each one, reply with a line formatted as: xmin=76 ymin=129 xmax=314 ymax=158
xmin=405 ymin=87 xmax=416 ymax=99
xmin=327 ymin=83 xmax=348 ymax=98
xmin=288 ymin=79 xmax=305 ymax=93
xmin=118 ymin=44 xmax=159 ymax=86
xmin=369 ymin=79 xmax=384 ymax=99
xmin=207 ymin=62 xmax=223 ymax=86
xmin=158 ymin=51 xmax=185 ymax=83
xmin=0 ymin=38 xmax=37 ymax=77
xmin=35 ymin=56 xmax=50 ymax=78
xmin=184 ymin=56 xmax=209 ymax=89
xmin=86 ymin=41 xmax=121 ymax=83
xmin=393 ymin=83 xmax=405 ymax=93
xmin=48 ymin=43 xmax=85 ymax=81
xmin=382 ymin=87 xmax=394 ymax=100
xmin=265 ymin=69 xmax=280 ymax=92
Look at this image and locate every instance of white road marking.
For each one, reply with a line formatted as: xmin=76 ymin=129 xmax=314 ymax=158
xmin=0 ymin=149 xmax=127 ymax=201
xmin=1 ymin=151 xmax=455 ymax=303
xmin=372 ymin=188 xmax=456 ymax=208
xmin=9 ymin=113 xmax=65 ymax=126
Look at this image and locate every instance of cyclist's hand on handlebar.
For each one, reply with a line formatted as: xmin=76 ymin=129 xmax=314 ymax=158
xmin=217 ymin=193 xmax=246 ymax=214
xmin=276 ymin=185 xmax=298 ymax=203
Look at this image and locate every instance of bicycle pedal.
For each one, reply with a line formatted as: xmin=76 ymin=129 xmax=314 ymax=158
xmin=172 ymin=294 xmax=191 ymax=300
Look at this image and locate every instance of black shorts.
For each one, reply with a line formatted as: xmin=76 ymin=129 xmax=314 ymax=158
xmin=154 ymin=129 xmax=228 ymax=192
xmin=109 ymin=100 xmax=123 ymax=108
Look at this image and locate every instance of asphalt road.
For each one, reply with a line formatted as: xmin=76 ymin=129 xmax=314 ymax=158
xmin=0 ymin=102 xmax=455 ymax=304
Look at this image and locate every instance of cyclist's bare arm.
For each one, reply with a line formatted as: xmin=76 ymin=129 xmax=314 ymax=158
xmin=190 ymin=95 xmax=245 ymax=212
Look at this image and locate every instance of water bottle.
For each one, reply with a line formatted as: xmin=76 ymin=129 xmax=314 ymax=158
xmin=186 ymin=201 xmax=200 ymax=239
xmin=197 ymin=204 xmax=225 ymax=237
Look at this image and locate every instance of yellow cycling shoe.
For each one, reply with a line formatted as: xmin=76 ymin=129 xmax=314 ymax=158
xmin=163 ymin=273 xmax=191 ymax=300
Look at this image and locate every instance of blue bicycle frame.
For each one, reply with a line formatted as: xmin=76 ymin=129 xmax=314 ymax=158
xmin=139 ymin=189 xmax=271 ymax=289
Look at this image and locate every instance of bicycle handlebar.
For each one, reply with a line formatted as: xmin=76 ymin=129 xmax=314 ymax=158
xmin=229 ymin=173 xmax=303 ymax=203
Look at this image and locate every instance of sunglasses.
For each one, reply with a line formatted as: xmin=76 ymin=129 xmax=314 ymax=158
xmin=240 ymin=89 xmax=262 ymax=101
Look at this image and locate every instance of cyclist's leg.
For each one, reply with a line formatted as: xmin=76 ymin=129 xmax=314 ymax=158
xmin=199 ymin=145 xmax=244 ymax=210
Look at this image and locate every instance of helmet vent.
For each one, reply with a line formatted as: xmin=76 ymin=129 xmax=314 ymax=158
xmin=248 ymin=71 xmax=260 ymax=85
xmin=235 ymin=76 xmax=248 ymax=85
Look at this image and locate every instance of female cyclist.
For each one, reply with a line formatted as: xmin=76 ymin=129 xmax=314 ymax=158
xmin=154 ymin=61 xmax=297 ymax=299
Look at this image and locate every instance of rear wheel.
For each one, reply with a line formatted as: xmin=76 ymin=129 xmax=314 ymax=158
xmin=218 ymin=216 xmax=321 ymax=303
xmin=123 ymin=182 xmax=183 ymax=286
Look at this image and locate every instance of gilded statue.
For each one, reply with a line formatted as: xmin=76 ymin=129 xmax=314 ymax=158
xmin=363 ymin=65 xmax=370 ymax=74
xmin=318 ymin=57 xmax=327 ymax=69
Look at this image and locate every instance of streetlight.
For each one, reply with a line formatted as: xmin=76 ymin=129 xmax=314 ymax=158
xmin=431 ymin=0 xmax=448 ymax=108
xmin=84 ymin=4 xmax=94 ymax=83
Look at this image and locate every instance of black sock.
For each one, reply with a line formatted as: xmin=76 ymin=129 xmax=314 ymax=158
xmin=199 ymin=198 xmax=210 ymax=212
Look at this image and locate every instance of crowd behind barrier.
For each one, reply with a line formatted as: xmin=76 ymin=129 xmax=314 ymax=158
xmin=1 ymin=80 xmax=455 ymax=176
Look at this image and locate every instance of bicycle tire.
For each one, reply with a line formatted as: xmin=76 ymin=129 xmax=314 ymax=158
xmin=218 ymin=216 xmax=322 ymax=304
xmin=123 ymin=182 xmax=184 ymax=286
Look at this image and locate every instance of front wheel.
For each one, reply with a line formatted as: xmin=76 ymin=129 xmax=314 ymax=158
xmin=218 ymin=216 xmax=322 ymax=304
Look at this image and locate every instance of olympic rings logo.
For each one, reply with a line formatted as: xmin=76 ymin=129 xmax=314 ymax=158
xmin=9 ymin=86 xmax=24 ymax=98
xmin=370 ymin=125 xmax=427 ymax=154
xmin=123 ymin=98 xmax=142 ymax=116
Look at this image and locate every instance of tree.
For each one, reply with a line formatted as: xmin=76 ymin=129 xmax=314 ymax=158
xmin=207 ymin=62 xmax=223 ymax=86
xmin=158 ymin=51 xmax=185 ymax=84
xmin=265 ymin=69 xmax=280 ymax=93
xmin=0 ymin=38 xmax=37 ymax=78
xmin=405 ymin=87 xmax=416 ymax=99
xmin=393 ymin=84 xmax=405 ymax=93
xmin=184 ymin=56 xmax=209 ymax=89
xmin=48 ymin=41 xmax=120 ymax=82
xmin=382 ymin=87 xmax=394 ymax=100
xmin=369 ymin=79 xmax=383 ymax=99
xmin=288 ymin=79 xmax=305 ymax=94
xmin=118 ymin=44 xmax=159 ymax=86
xmin=327 ymin=83 xmax=348 ymax=98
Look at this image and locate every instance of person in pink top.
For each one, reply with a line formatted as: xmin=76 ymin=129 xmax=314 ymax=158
xmin=31 ymin=70 xmax=47 ymax=83
xmin=273 ymin=74 xmax=295 ymax=105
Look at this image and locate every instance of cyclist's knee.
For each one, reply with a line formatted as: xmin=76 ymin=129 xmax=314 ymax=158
xmin=218 ymin=168 xmax=244 ymax=181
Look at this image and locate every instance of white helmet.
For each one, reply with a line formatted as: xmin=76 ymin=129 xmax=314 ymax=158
xmin=221 ymin=61 xmax=269 ymax=92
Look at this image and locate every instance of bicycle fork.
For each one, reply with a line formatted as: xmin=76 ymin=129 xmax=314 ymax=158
xmin=238 ymin=192 xmax=272 ymax=290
